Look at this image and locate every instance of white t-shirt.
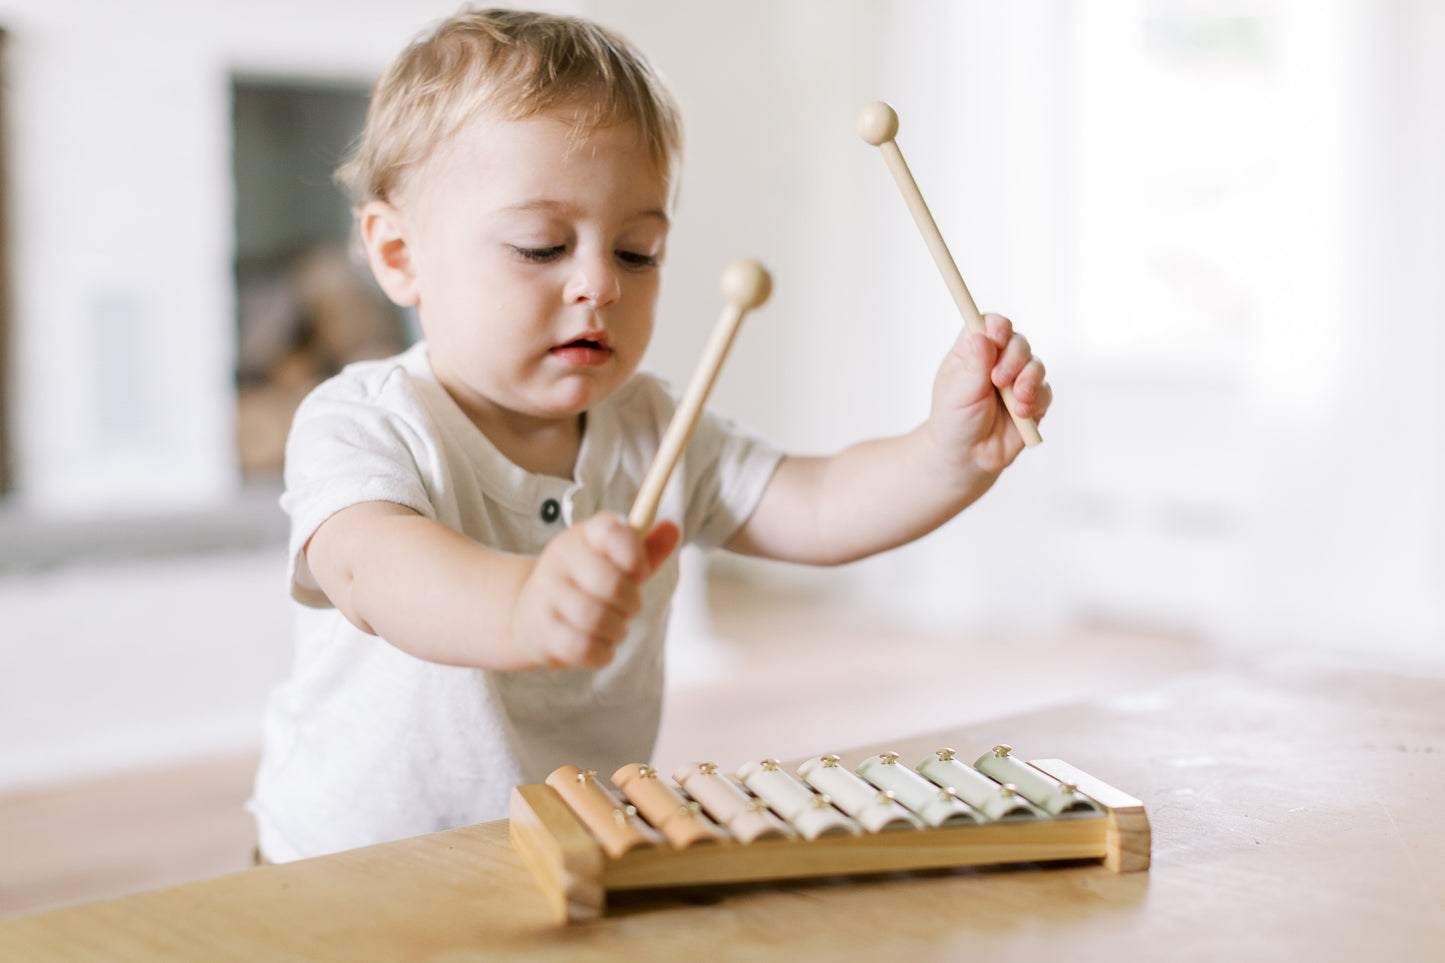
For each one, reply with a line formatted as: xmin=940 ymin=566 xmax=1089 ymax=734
xmin=248 ymin=342 xmax=782 ymax=863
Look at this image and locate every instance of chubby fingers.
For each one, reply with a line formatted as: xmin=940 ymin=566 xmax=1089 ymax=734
xmin=983 ymin=312 xmax=1015 ymax=351
xmin=580 ymin=512 xmax=649 ymax=578
xmin=981 ymin=313 xmax=1050 ymax=420
xmin=579 ymin=512 xmax=680 ymax=579
xmin=642 ymin=520 xmax=681 ymax=576
xmin=518 ymin=515 xmax=634 ymax=668
xmin=535 ymin=514 xmax=681 ymax=669
xmin=568 ymin=514 xmax=647 ymax=623
xmin=982 ymin=313 xmax=1029 ymax=387
xmin=1012 ymin=371 xmax=1051 ymax=419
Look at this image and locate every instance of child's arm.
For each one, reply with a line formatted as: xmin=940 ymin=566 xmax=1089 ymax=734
xmin=725 ymin=314 xmax=1050 ymax=565
xmin=305 ymin=502 xmax=680 ymax=671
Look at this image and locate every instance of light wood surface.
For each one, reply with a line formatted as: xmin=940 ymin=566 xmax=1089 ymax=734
xmin=0 ymin=753 xmax=259 ymax=920
xmin=627 ymin=259 xmax=770 ymax=532
xmin=858 ymin=100 xmax=1041 ymax=447
xmin=3 ymin=657 xmax=1442 ymax=961
xmin=0 ymin=574 xmax=1205 ymax=923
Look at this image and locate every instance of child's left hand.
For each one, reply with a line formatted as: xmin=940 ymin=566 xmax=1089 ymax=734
xmin=725 ymin=311 xmax=1051 ymax=566
xmin=928 ymin=313 xmax=1051 ymax=478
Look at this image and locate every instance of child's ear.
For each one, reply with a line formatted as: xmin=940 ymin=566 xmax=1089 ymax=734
xmin=360 ymin=201 xmax=420 ymax=306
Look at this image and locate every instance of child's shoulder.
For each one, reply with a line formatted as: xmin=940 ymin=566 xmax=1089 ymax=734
xmin=304 ymin=343 xmax=430 ymax=408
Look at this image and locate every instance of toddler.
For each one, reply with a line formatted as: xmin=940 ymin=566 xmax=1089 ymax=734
xmin=250 ymin=7 xmax=1050 ymax=863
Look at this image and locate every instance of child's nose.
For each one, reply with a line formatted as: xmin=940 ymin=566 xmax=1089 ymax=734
xmin=567 ymin=253 xmax=621 ymax=307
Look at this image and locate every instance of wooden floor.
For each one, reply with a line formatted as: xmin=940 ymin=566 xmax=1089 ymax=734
xmin=0 ymin=570 xmax=1207 ymax=923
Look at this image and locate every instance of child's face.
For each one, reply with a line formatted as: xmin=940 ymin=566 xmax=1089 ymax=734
xmin=367 ymin=107 xmax=672 ymax=430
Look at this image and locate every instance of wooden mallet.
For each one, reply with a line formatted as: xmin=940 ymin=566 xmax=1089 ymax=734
xmin=627 ymin=259 xmax=772 ymax=532
xmin=858 ymin=100 xmax=1042 ymax=447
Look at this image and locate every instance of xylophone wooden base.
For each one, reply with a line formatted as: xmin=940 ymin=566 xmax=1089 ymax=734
xmin=509 ymin=758 xmax=1150 ymax=924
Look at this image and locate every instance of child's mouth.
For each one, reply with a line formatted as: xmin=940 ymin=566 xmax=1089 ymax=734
xmin=550 ymin=336 xmax=613 ymax=367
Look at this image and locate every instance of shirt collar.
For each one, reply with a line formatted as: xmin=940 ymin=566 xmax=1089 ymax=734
xmin=401 ymin=342 xmax=623 ymax=515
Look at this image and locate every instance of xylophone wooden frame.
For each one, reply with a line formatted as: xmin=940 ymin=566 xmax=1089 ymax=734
xmin=509 ymin=757 xmax=1150 ymax=924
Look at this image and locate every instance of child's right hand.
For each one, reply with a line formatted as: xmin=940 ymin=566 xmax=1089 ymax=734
xmin=512 ymin=513 xmax=680 ymax=669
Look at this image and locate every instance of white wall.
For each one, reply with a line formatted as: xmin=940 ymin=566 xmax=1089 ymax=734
xmin=0 ymin=0 xmax=532 ymax=514
xmin=591 ymin=1 xmax=1078 ymax=631
xmin=1229 ymin=2 xmax=1445 ymax=658
xmin=1051 ymin=1 xmax=1445 ymax=664
xmin=607 ymin=0 xmax=1445 ymax=665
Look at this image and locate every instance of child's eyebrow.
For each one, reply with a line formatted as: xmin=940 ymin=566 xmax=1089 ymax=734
xmin=497 ymin=199 xmax=670 ymax=227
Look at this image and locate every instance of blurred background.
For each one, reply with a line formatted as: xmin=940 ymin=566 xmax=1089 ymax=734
xmin=1 ymin=0 xmax=1441 ymax=919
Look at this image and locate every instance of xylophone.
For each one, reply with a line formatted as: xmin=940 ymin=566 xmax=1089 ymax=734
xmin=509 ymin=745 xmax=1149 ymax=923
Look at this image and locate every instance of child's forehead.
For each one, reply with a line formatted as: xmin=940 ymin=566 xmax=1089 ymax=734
xmin=401 ymin=106 xmax=674 ymax=205
xmin=475 ymin=104 xmax=649 ymax=154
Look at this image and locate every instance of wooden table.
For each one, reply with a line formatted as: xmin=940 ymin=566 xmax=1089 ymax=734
xmin=3 ymin=655 xmax=1442 ymax=961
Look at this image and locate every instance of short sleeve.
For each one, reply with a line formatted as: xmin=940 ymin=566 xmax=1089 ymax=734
xmin=279 ymin=368 xmax=438 ymax=608
xmin=673 ymin=393 xmax=785 ymax=551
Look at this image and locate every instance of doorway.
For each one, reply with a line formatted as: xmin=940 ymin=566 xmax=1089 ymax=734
xmin=230 ymin=76 xmax=410 ymax=478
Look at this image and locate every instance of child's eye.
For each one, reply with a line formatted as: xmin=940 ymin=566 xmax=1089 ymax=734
xmin=511 ymin=245 xmax=566 ymax=263
xmin=616 ymin=250 xmax=659 ymax=269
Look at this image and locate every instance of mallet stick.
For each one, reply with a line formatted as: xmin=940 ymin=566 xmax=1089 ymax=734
xmin=628 ymin=260 xmax=772 ymax=533
xmin=858 ymin=101 xmax=1042 ymax=447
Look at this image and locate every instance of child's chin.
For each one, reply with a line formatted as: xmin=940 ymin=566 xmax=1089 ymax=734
xmin=542 ymin=379 xmax=612 ymax=415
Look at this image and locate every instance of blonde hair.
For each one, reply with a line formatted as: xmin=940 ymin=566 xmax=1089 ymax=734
xmin=336 ymin=7 xmax=683 ymax=206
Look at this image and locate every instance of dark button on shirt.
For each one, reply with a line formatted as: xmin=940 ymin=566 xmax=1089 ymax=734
xmin=540 ymin=498 xmax=562 ymax=523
